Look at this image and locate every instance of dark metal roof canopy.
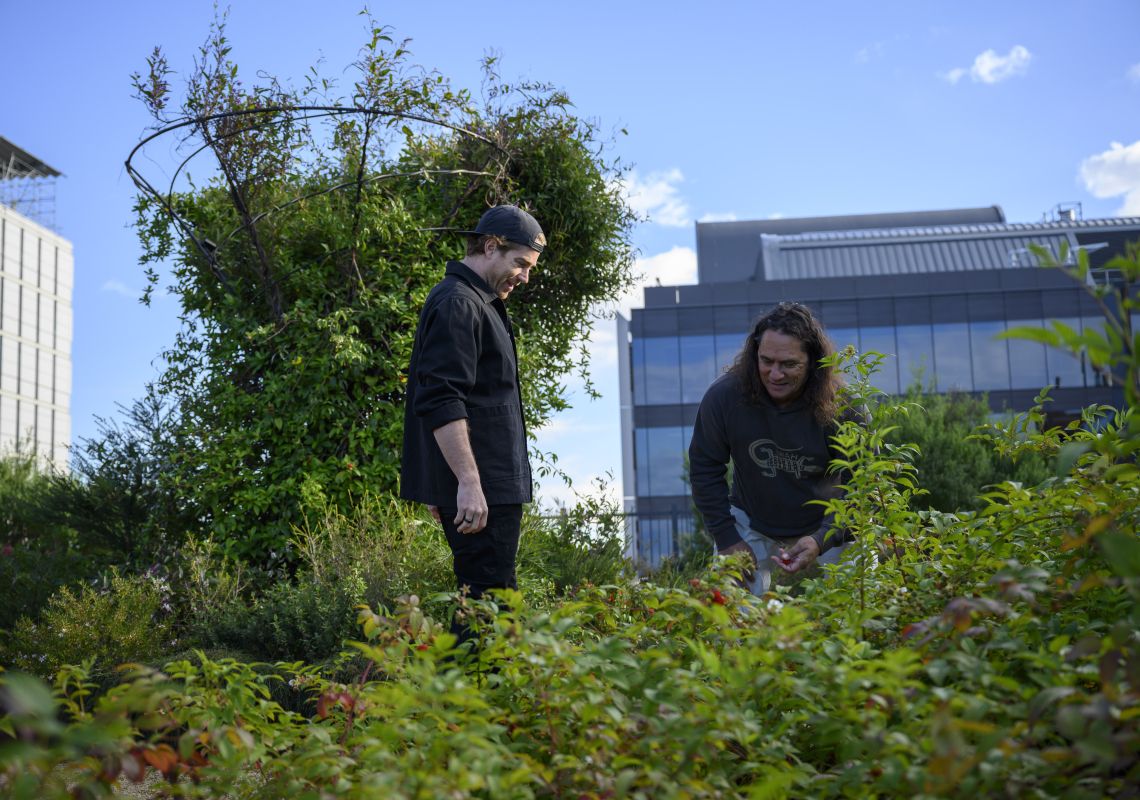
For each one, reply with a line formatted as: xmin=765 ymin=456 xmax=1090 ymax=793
xmin=696 ymin=206 xmax=1008 ymax=283
xmin=759 ymin=216 xmax=1140 ymax=281
xmin=0 ymin=136 xmax=62 ymax=179
xmin=1 ymin=136 xmax=63 ymax=232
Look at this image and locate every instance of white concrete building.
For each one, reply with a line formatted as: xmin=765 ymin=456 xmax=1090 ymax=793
xmin=1 ymin=138 xmax=72 ymax=470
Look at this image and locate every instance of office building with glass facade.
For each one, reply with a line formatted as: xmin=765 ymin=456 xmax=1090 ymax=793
xmin=619 ymin=206 xmax=1140 ymax=567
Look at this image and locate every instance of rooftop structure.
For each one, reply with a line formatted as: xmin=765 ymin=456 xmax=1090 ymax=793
xmin=0 ymin=136 xmax=62 ymax=232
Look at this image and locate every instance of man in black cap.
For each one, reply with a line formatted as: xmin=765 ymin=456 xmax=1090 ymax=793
xmin=400 ymin=205 xmax=546 ymax=638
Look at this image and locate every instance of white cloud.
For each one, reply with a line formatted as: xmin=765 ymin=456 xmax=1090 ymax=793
xmin=619 ymin=168 xmax=690 ymax=227
xmin=583 ymin=322 xmax=619 ymax=369
xmin=973 ymin=45 xmax=1032 ymax=83
xmin=855 ymin=42 xmax=884 ymax=64
xmin=1080 ymin=140 xmax=1140 ymax=216
xmin=1128 ymin=63 xmax=1140 ymax=83
xmin=101 ymin=280 xmax=140 ymax=299
xmin=942 ymin=67 xmax=967 ymax=85
xmin=616 ymin=246 xmax=698 ymax=318
xmin=943 ymin=45 xmax=1031 ymax=84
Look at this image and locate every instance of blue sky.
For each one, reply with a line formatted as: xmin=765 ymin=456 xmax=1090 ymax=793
xmin=4 ymin=1 xmax=1140 ymax=508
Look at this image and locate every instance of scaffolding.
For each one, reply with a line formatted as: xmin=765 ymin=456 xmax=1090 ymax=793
xmin=0 ymin=136 xmax=62 ymax=232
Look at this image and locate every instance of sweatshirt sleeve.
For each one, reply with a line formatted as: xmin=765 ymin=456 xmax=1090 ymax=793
xmin=811 ymin=507 xmax=843 ymax=554
xmin=688 ymin=381 xmax=741 ymax=550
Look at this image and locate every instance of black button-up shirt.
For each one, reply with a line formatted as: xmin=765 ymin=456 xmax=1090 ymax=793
xmin=399 ymin=261 xmax=532 ymax=506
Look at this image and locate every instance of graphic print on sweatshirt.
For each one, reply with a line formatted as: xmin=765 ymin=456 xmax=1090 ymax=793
xmin=748 ymin=438 xmax=825 ymax=480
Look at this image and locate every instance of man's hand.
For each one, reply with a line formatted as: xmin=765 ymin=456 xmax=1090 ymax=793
xmin=719 ymin=540 xmax=759 ymax=583
xmin=432 ymin=420 xmax=488 ymax=534
xmin=453 ymin=479 xmax=488 ymax=534
xmin=427 ymin=505 xmax=441 ymax=523
xmin=773 ymin=535 xmax=821 ymax=574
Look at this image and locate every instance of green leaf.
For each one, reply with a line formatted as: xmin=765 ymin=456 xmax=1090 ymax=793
xmin=1056 ymin=441 xmax=1092 ymax=476
xmin=1098 ymin=531 xmax=1140 ymax=578
xmin=999 ymin=325 xmax=1059 ymax=345
xmin=1028 ymin=686 xmax=1078 ymax=725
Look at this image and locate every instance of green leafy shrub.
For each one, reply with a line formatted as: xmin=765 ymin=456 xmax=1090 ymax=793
xmin=0 ymin=538 xmax=89 ymax=643
xmin=290 ymin=491 xmax=454 ymax=614
xmin=2 ymin=570 xmax=171 ymax=679
xmin=0 ymin=454 xmax=89 ymax=636
xmin=519 ymin=478 xmax=632 ymax=595
xmin=186 ymin=495 xmax=454 ymax=662
xmin=193 ymin=574 xmax=365 ymax=664
xmin=884 ymin=383 xmax=1051 ymax=511
xmin=47 ymin=385 xmax=197 ymax=571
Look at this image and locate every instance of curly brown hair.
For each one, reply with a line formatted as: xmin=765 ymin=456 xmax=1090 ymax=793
xmin=727 ymin=301 xmax=843 ymax=425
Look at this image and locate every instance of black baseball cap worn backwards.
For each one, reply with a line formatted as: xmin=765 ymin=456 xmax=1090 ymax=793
xmin=460 ymin=205 xmax=546 ymax=253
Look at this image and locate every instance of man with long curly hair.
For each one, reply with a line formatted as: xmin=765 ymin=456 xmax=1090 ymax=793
xmin=688 ymin=301 xmax=852 ymax=594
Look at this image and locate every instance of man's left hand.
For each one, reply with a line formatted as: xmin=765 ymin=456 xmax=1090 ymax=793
xmin=773 ymin=535 xmax=821 ymax=574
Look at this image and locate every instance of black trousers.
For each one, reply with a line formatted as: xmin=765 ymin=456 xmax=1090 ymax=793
xmin=439 ymin=504 xmax=522 ymax=651
xmin=439 ymin=504 xmax=522 ymax=598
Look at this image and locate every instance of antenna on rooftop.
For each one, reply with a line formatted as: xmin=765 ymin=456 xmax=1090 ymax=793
xmin=0 ymin=136 xmax=63 ymax=232
xmin=1044 ymin=201 xmax=1082 ymax=224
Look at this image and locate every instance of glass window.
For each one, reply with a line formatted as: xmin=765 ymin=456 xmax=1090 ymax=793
xmin=632 ymin=338 xmax=646 ymax=405
xmin=859 ymin=326 xmax=899 ymax=394
xmin=970 ymin=320 xmax=1011 ymax=391
xmin=1082 ymin=316 xmax=1114 ymax=387
xmin=20 ymin=286 xmax=35 ymax=341
xmin=638 ymin=518 xmax=677 ymax=569
xmin=19 ymin=342 xmax=35 ymax=398
xmin=828 ymin=326 xmax=859 ymax=353
xmin=1046 ymin=317 xmax=1085 ymax=389
xmin=57 ymin=361 xmax=71 ymax=397
xmin=1006 ymin=318 xmax=1049 ymax=392
xmin=896 ymin=323 xmax=934 ymax=392
xmin=714 ymin=333 xmax=745 ymax=375
xmin=635 ymin=428 xmax=650 ymax=496
xmin=0 ymin=396 xmax=15 ymax=441
xmin=680 ymin=335 xmax=717 ymax=403
xmin=932 ymin=322 xmax=973 ymax=392
xmin=646 ymin=426 xmax=687 ymax=497
xmin=643 ymin=337 xmax=680 ymax=405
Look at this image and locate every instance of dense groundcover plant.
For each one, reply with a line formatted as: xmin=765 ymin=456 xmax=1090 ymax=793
xmin=1 ymin=245 xmax=1137 ymax=798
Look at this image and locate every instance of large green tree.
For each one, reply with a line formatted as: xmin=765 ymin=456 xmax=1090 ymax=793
xmin=129 ymin=16 xmax=639 ymax=563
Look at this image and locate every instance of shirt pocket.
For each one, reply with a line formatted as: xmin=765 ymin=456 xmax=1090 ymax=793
xmin=467 ymin=403 xmax=527 ymax=485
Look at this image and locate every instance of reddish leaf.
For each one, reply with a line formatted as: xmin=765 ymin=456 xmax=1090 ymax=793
xmin=142 ymin=744 xmax=179 ymax=778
